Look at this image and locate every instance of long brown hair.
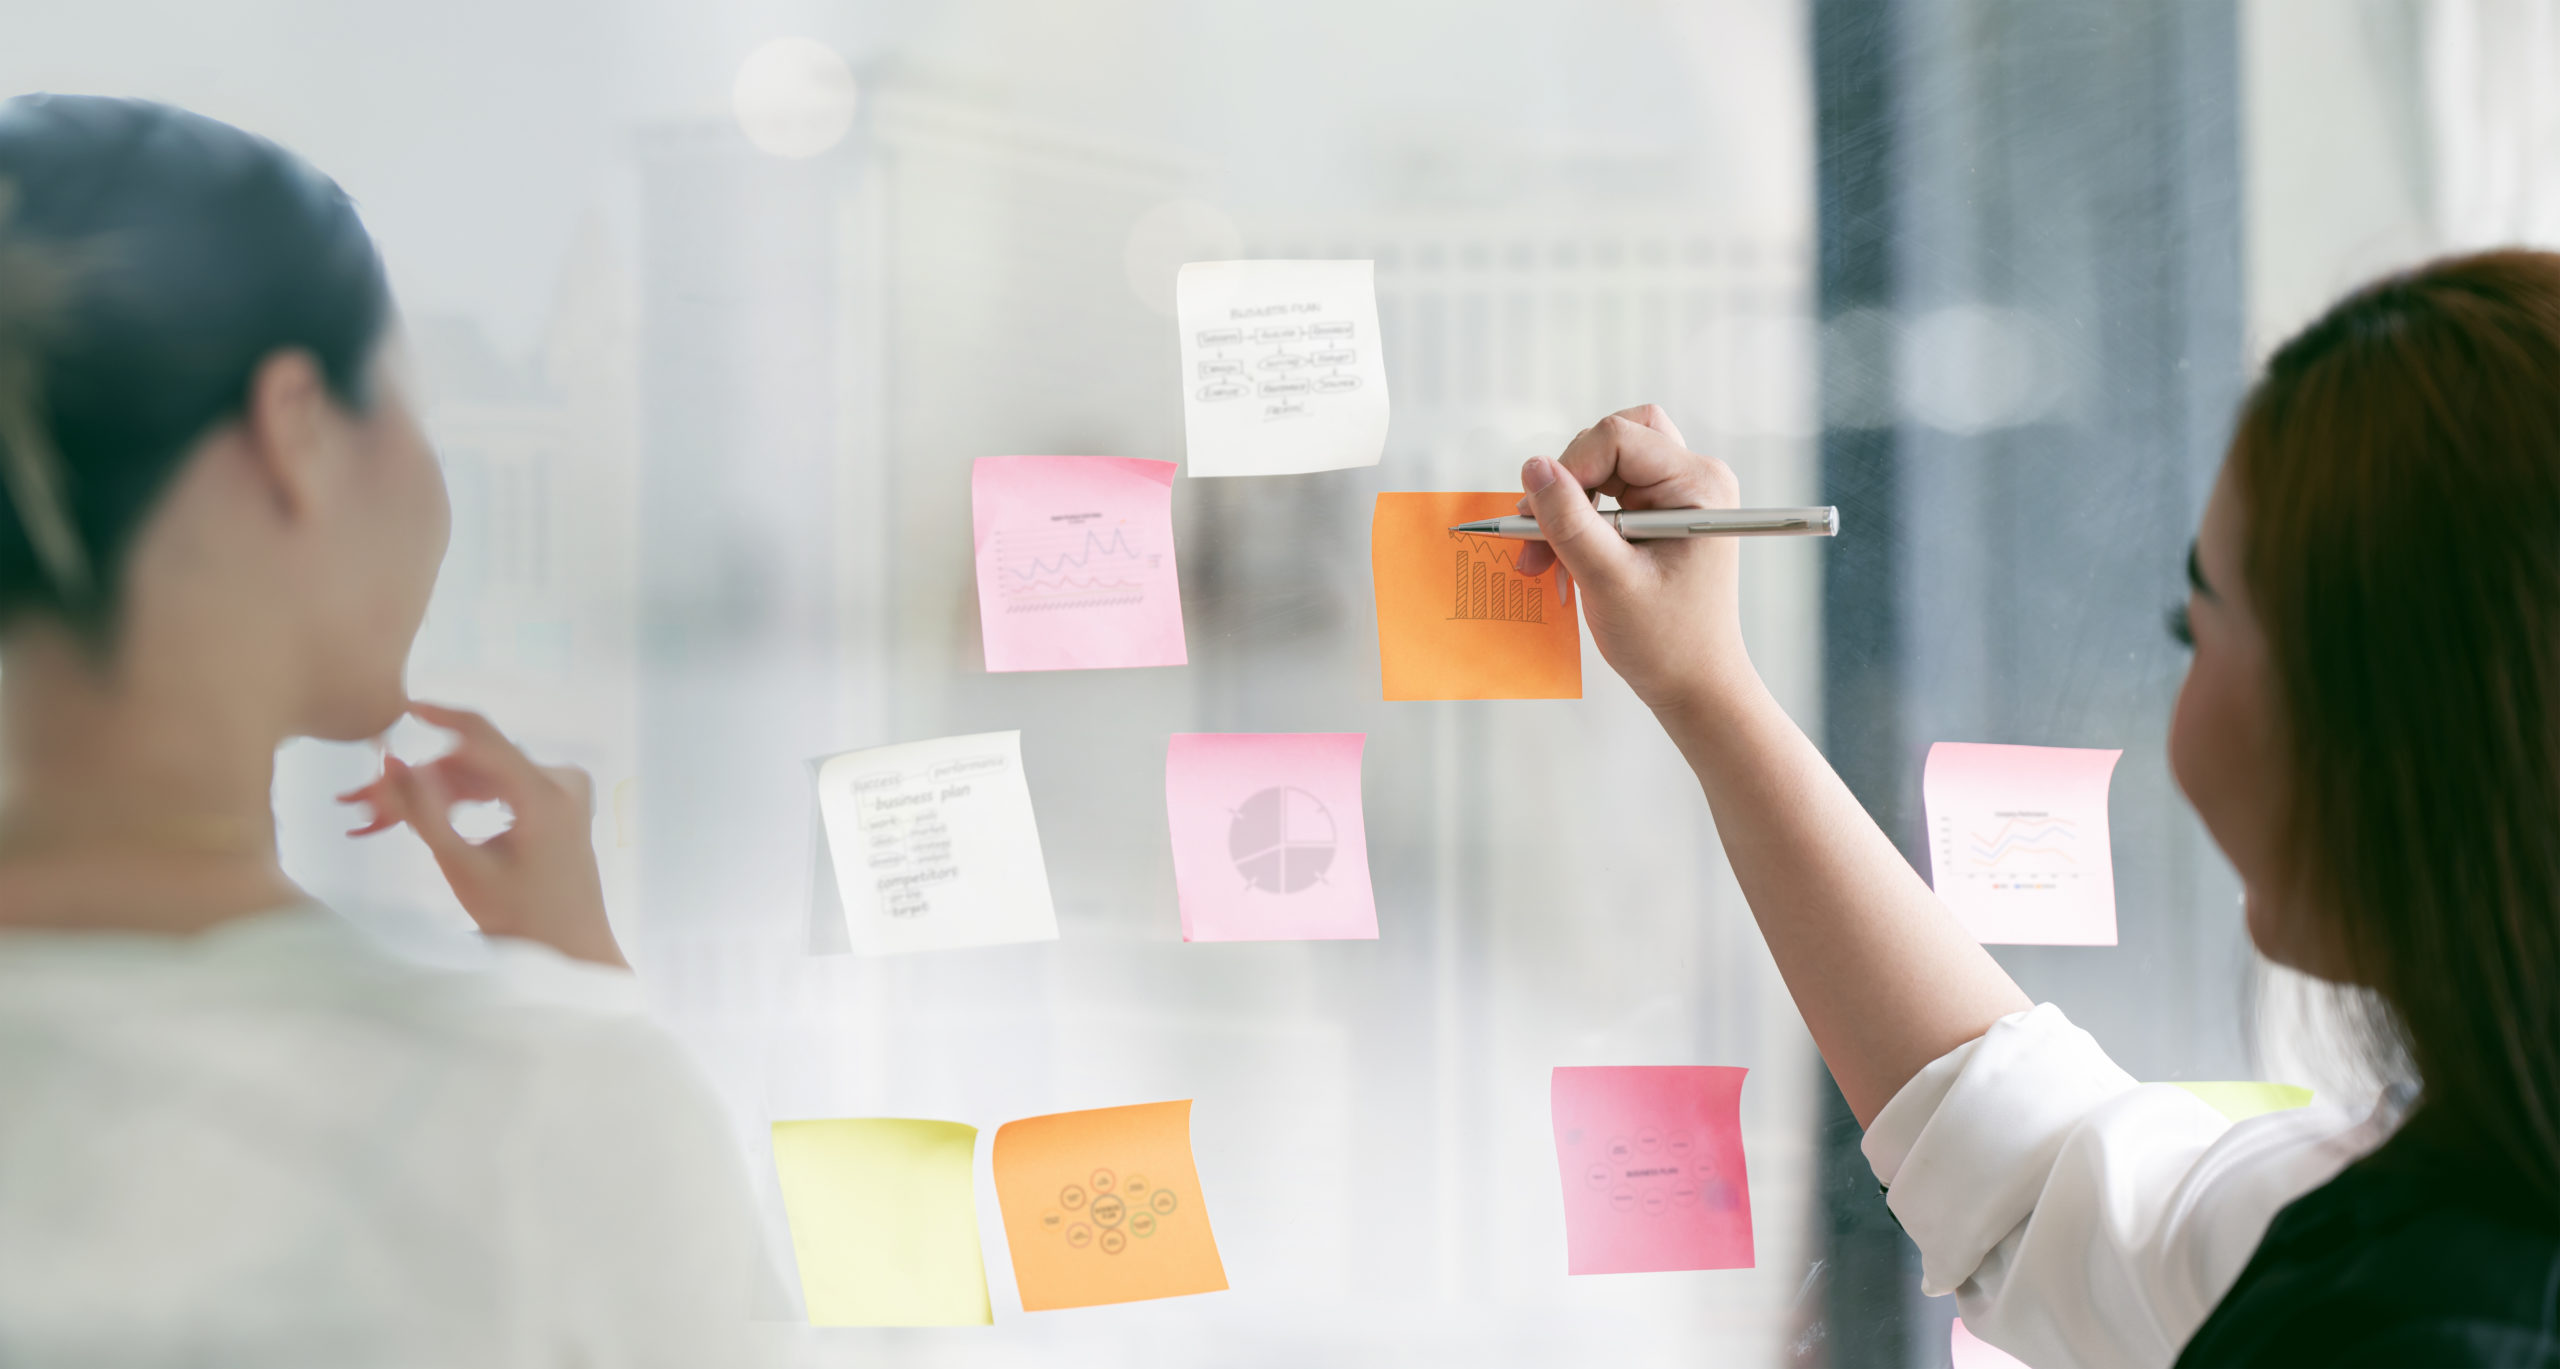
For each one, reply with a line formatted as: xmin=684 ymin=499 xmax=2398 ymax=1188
xmin=2236 ymin=249 xmax=2560 ymax=1211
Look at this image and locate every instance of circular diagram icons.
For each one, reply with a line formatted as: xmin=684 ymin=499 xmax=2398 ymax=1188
xmin=1229 ymin=786 xmax=1337 ymax=893
xmin=1047 ymin=1171 xmax=1181 ymax=1254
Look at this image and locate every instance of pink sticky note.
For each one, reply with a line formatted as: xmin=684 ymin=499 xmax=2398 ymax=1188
xmin=1164 ymin=733 xmax=1376 ymax=942
xmin=1923 ymin=742 xmax=2123 ymax=946
xmin=1550 ymin=1066 xmax=1753 ymax=1275
xmin=972 ymin=455 xmax=1188 ymax=673
xmin=1953 ymin=1318 xmax=2035 ymax=1369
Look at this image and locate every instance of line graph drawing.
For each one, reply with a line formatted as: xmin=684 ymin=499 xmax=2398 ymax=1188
xmin=1966 ymin=814 xmax=2081 ymax=867
xmin=1448 ymin=532 xmax=1545 ymax=623
xmin=993 ymin=522 xmax=1161 ymax=613
xmin=1932 ymin=807 xmax=2089 ymax=897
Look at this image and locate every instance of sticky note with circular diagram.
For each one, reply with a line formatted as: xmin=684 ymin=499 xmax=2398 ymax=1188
xmin=1550 ymin=1065 xmax=1754 ymax=1275
xmin=992 ymin=1100 xmax=1227 ymax=1311
xmin=1371 ymin=492 xmax=1581 ymax=701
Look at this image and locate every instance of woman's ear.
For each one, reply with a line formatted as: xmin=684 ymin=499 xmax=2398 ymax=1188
xmin=239 ymin=349 xmax=331 ymax=520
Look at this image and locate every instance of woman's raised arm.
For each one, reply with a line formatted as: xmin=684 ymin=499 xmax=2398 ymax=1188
xmin=1518 ymin=405 xmax=2029 ymax=1124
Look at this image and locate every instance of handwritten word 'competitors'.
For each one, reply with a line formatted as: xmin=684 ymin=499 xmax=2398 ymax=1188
xmin=815 ymin=731 xmax=1060 ymax=956
xmin=1177 ymin=260 xmax=1390 ymax=477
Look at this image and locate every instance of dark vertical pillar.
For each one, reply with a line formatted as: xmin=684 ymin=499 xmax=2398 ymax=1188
xmin=1809 ymin=2 xmax=1917 ymax=1366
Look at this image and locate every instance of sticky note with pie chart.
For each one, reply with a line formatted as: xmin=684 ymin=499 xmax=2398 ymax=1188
xmin=1550 ymin=1065 xmax=1753 ymax=1275
xmin=1371 ymin=492 xmax=1581 ymax=701
xmin=1164 ymin=732 xmax=1377 ymax=942
xmin=991 ymin=1100 xmax=1227 ymax=1311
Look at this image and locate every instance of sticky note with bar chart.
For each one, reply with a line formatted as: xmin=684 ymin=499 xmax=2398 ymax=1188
xmin=1370 ymin=492 xmax=1581 ymax=701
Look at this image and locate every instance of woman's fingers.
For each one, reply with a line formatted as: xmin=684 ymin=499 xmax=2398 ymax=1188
xmin=410 ymin=702 xmax=543 ymax=787
xmin=1556 ymin=413 xmax=1735 ymax=510
xmin=389 ymin=758 xmax=480 ymax=872
xmin=1519 ymin=455 xmax=1638 ymax=592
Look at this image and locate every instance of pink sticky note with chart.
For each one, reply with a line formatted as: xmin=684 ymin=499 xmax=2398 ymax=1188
xmin=1550 ymin=1066 xmax=1753 ymax=1275
xmin=1924 ymin=742 xmax=2123 ymax=946
xmin=1952 ymin=1318 xmax=2035 ymax=1369
xmin=1165 ymin=733 xmax=1376 ymax=942
xmin=972 ymin=455 xmax=1188 ymax=673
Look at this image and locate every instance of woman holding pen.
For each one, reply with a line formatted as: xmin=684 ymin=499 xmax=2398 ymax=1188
xmin=1519 ymin=252 xmax=2560 ymax=1367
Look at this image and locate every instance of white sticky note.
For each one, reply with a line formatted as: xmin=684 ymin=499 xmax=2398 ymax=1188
xmin=1924 ymin=741 xmax=2123 ymax=946
xmin=816 ymin=731 xmax=1059 ymax=956
xmin=1176 ymin=260 xmax=1390 ymax=477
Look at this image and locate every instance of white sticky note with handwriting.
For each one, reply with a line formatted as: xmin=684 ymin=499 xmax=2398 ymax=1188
xmin=1177 ymin=260 xmax=1390 ymax=477
xmin=817 ymin=731 xmax=1060 ymax=956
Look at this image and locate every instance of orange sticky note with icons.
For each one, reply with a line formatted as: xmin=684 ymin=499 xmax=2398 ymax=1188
xmin=991 ymin=1100 xmax=1227 ymax=1311
xmin=1371 ymin=492 xmax=1581 ymax=701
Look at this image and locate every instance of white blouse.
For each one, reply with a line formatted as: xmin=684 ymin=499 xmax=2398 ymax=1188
xmin=0 ymin=905 xmax=764 ymax=1368
xmin=1864 ymin=1004 xmax=2406 ymax=1369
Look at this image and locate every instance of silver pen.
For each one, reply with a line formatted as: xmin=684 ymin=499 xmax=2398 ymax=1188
xmin=1449 ymin=506 xmax=1840 ymax=539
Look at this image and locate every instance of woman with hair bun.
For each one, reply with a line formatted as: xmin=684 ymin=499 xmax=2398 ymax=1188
xmin=0 ymin=95 xmax=758 ymax=1365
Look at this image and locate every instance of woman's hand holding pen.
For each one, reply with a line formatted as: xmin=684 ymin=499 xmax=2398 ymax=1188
xmin=1515 ymin=404 xmax=1759 ymax=717
xmin=339 ymin=703 xmax=626 ymax=969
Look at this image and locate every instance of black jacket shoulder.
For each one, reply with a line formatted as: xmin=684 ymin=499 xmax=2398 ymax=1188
xmin=2178 ymin=1127 xmax=2560 ymax=1368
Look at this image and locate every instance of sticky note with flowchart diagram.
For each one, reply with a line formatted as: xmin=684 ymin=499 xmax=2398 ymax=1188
xmin=1177 ymin=259 xmax=1390 ymax=477
xmin=815 ymin=730 xmax=1059 ymax=956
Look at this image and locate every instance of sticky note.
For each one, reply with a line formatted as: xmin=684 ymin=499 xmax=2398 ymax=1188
xmin=1550 ymin=1066 xmax=1753 ymax=1275
xmin=816 ymin=731 xmax=1060 ymax=956
xmin=1371 ymin=492 xmax=1581 ymax=701
xmin=972 ymin=455 xmax=1187 ymax=673
xmin=992 ymin=1101 xmax=1227 ymax=1311
xmin=1177 ymin=260 xmax=1390 ymax=477
xmin=1923 ymin=742 xmax=2123 ymax=945
xmin=1952 ymin=1318 xmax=2034 ymax=1369
xmin=611 ymin=777 xmax=637 ymax=848
xmin=771 ymin=1118 xmax=992 ymax=1327
xmin=1163 ymin=733 xmax=1376 ymax=943
xmin=2174 ymin=1081 xmax=2314 ymax=1122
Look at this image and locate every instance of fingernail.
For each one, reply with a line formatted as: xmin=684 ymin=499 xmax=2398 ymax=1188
xmin=1521 ymin=456 xmax=1556 ymax=493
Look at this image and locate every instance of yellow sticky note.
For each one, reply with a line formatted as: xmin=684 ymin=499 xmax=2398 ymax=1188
xmin=992 ymin=1100 xmax=1227 ymax=1311
xmin=771 ymin=1118 xmax=993 ymax=1327
xmin=1371 ymin=492 xmax=1582 ymax=701
xmin=2173 ymin=1081 xmax=2314 ymax=1122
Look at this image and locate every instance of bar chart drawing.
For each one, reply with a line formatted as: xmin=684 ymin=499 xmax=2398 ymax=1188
xmin=1449 ymin=533 xmax=1545 ymax=623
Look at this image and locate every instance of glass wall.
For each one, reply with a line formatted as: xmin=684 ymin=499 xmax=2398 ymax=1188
xmin=9 ymin=0 xmax=2546 ymax=1362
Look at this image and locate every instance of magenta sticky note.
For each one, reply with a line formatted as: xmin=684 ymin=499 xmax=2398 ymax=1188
xmin=971 ymin=455 xmax=1188 ymax=673
xmin=1923 ymin=742 xmax=2123 ymax=946
xmin=1164 ymin=733 xmax=1376 ymax=942
xmin=1952 ymin=1318 xmax=2034 ymax=1369
xmin=1550 ymin=1066 xmax=1753 ymax=1275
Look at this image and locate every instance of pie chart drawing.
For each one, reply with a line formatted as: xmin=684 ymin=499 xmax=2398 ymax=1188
xmin=1228 ymin=786 xmax=1336 ymax=893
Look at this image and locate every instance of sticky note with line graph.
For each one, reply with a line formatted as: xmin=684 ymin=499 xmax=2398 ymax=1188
xmin=1370 ymin=492 xmax=1581 ymax=701
xmin=1923 ymin=741 xmax=2123 ymax=945
xmin=972 ymin=455 xmax=1188 ymax=673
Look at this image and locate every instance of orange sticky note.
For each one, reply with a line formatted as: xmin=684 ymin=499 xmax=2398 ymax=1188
xmin=991 ymin=1100 xmax=1227 ymax=1311
xmin=1371 ymin=492 xmax=1581 ymax=701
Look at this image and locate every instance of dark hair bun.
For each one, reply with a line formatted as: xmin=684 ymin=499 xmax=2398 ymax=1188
xmin=0 ymin=94 xmax=390 ymax=631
